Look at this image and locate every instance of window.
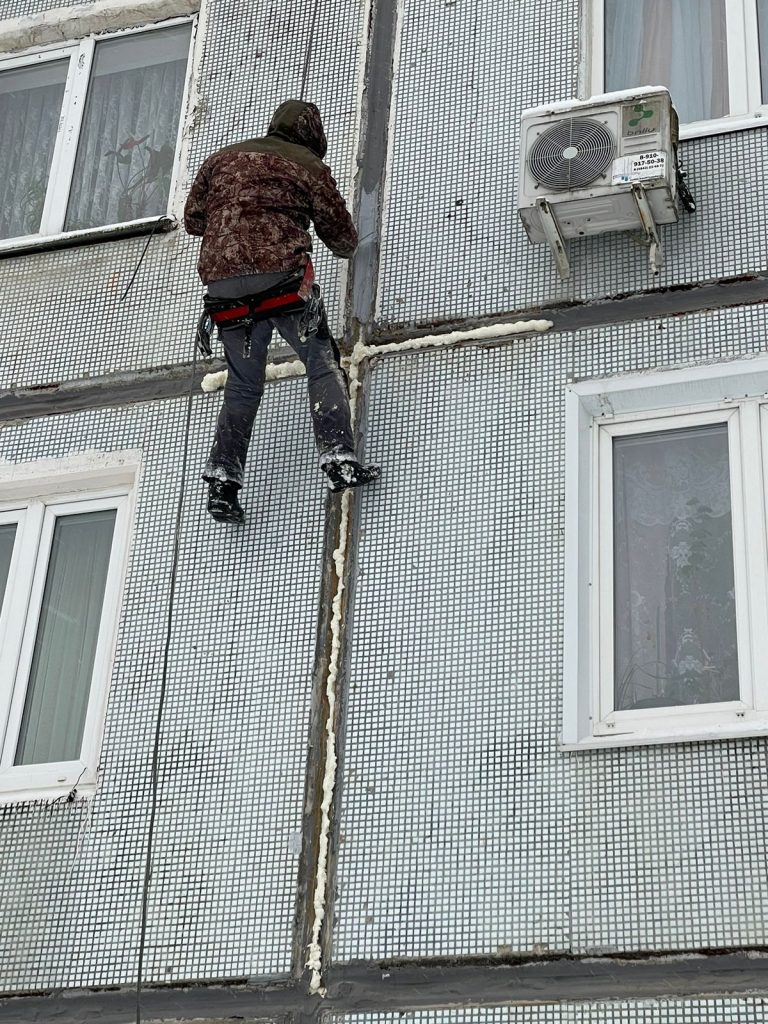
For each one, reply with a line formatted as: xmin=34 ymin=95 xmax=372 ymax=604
xmin=591 ymin=0 xmax=768 ymax=135
xmin=0 ymin=18 xmax=193 ymax=245
xmin=564 ymin=357 xmax=768 ymax=748
xmin=0 ymin=456 xmax=137 ymax=800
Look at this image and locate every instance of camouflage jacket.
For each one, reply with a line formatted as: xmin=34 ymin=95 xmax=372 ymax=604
xmin=184 ymin=101 xmax=358 ymax=284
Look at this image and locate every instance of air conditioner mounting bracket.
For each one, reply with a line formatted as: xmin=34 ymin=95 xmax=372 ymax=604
xmin=535 ymin=197 xmax=570 ymax=280
xmin=630 ymin=181 xmax=663 ymax=274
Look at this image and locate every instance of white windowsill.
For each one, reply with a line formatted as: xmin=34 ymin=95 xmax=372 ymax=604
xmin=0 ymin=215 xmax=178 ymax=258
xmin=0 ymin=781 xmax=96 ymax=804
xmin=561 ymin=719 xmax=768 ymax=750
xmin=680 ymin=110 xmax=768 ymax=140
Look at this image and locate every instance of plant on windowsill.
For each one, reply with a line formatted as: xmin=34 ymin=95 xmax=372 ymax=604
xmin=106 ymin=134 xmax=175 ymax=222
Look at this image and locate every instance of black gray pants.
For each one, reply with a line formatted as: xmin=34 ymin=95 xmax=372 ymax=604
xmin=202 ymin=273 xmax=355 ymax=488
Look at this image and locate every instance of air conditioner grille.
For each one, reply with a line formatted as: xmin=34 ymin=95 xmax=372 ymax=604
xmin=528 ymin=117 xmax=615 ymax=191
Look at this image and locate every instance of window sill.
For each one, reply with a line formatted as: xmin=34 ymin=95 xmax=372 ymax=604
xmin=0 ymin=215 xmax=178 ymax=259
xmin=561 ymin=719 xmax=768 ymax=750
xmin=680 ymin=111 xmax=768 ymax=140
xmin=0 ymin=782 xmax=96 ymax=805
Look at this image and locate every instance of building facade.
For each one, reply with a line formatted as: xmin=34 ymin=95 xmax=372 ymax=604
xmin=1 ymin=0 xmax=768 ymax=1022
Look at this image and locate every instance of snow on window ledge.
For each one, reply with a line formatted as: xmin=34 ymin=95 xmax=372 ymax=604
xmin=0 ymin=0 xmax=199 ymax=55
xmin=0 ymin=216 xmax=178 ymax=260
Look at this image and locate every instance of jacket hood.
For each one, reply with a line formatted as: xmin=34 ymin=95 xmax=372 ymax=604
xmin=267 ymin=100 xmax=327 ymax=158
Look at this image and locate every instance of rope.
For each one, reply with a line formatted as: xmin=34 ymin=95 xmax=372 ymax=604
xmin=299 ymin=0 xmax=322 ymax=102
xmin=135 ymin=341 xmax=198 ymax=1024
xmin=134 ymin=8 xmax=320 ymax=1015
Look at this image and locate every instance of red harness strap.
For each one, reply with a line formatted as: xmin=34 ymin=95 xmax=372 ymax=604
xmin=208 ymin=261 xmax=315 ymax=326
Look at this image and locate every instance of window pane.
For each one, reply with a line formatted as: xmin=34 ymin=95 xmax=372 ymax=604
xmin=0 ymin=523 xmax=16 ymax=610
xmin=15 ymin=509 xmax=116 ymax=765
xmin=605 ymin=0 xmax=729 ymax=123
xmin=0 ymin=60 xmax=68 ymax=239
xmin=613 ymin=424 xmax=739 ymax=711
xmin=759 ymin=0 xmax=768 ymax=103
xmin=64 ymin=24 xmax=190 ymax=231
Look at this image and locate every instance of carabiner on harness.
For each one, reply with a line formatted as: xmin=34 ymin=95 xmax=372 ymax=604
xmin=298 ymin=283 xmax=323 ymax=342
xmin=196 ymin=309 xmax=214 ymax=358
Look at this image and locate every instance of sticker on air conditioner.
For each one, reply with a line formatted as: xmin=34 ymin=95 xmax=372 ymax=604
xmin=611 ymin=151 xmax=667 ymax=184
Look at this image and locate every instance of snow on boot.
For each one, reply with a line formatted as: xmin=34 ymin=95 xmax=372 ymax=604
xmin=321 ymin=458 xmax=381 ymax=493
xmin=207 ymin=481 xmax=245 ymax=523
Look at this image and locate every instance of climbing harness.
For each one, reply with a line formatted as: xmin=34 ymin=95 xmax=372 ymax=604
xmin=195 ymin=260 xmax=323 ymax=358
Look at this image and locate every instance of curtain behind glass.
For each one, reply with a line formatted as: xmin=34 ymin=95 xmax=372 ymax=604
xmin=0 ymin=523 xmax=16 ymax=611
xmin=0 ymin=61 xmax=67 ymax=240
xmin=758 ymin=0 xmax=768 ymax=102
xmin=613 ymin=424 xmax=738 ymax=711
xmin=15 ymin=509 xmax=116 ymax=766
xmin=65 ymin=24 xmax=190 ymax=231
xmin=605 ymin=0 xmax=729 ymax=123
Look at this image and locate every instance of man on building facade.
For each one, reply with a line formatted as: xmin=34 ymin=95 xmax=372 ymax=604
xmin=184 ymin=99 xmax=379 ymax=523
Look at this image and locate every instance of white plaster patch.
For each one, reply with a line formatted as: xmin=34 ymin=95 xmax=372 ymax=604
xmin=200 ymin=359 xmax=307 ymax=392
xmin=200 ymin=369 xmax=228 ymax=392
xmin=0 ymin=0 xmax=199 ymax=55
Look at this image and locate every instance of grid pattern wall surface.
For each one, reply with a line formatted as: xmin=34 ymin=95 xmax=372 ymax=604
xmin=0 ymin=0 xmax=365 ymax=389
xmin=338 ymin=999 xmax=768 ymax=1023
xmin=0 ymin=376 xmax=324 ymax=990
xmin=335 ymin=302 xmax=768 ymax=962
xmin=376 ymin=0 xmax=768 ymax=326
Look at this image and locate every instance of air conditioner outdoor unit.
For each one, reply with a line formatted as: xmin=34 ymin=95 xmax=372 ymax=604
xmin=518 ymin=86 xmax=680 ymax=278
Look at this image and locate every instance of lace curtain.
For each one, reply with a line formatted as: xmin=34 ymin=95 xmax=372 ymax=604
xmin=65 ymin=23 xmax=190 ymax=231
xmin=605 ymin=0 xmax=729 ymax=123
xmin=612 ymin=424 xmax=739 ymax=711
xmin=0 ymin=60 xmax=67 ymax=240
xmin=15 ymin=510 xmax=116 ymax=766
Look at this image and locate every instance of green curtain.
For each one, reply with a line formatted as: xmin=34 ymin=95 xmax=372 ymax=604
xmin=759 ymin=0 xmax=768 ymax=103
xmin=15 ymin=509 xmax=116 ymax=766
xmin=0 ymin=523 xmax=16 ymax=609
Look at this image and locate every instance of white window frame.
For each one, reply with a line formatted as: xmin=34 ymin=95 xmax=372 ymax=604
xmin=0 ymin=15 xmax=196 ymax=252
xmin=564 ymin=355 xmax=768 ymax=749
xmin=588 ymin=0 xmax=768 ymax=138
xmin=0 ymin=453 xmax=139 ymax=801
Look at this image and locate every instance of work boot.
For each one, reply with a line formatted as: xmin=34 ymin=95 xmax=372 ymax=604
xmin=321 ymin=457 xmax=381 ymax=493
xmin=207 ymin=481 xmax=244 ymax=523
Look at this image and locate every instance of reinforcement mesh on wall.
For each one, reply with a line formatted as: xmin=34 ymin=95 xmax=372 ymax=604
xmin=337 ymin=998 xmax=768 ymax=1023
xmin=0 ymin=0 xmax=365 ymax=388
xmin=335 ymin=302 xmax=768 ymax=962
xmin=376 ymin=0 xmax=768 ymax=324
xmin=0 ymin=373 xmax=325 ymax=989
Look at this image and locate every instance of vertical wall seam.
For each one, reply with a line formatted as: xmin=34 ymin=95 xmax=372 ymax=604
xmin=349 ymin=0 xmax=400 ymax=344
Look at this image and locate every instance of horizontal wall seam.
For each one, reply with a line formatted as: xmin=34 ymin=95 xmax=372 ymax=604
xmin=3 ymin=951 xmax=768 ymax=1022
xmin=2 ymin=271 xmax=767 ymax=424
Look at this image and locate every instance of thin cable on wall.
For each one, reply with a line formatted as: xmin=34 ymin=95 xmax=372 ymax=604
xmin=135 ymin=340 xmax=198 ymax=1024
xmin=299 ymin=0 xmax=321 ymax=102
xmin=119 ymin=216 xmax=168 ymax=304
